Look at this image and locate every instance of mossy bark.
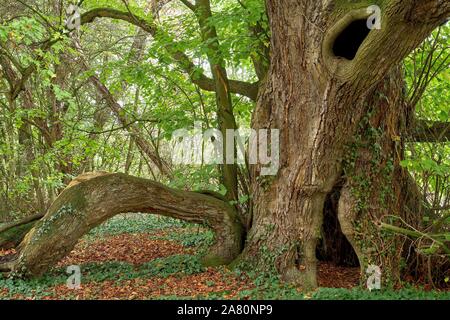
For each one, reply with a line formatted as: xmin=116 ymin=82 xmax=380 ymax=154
xmin=234 ymin=0 xmax=449 ymax=290
xmin=1 ymin=173 xmax=243 ymax=277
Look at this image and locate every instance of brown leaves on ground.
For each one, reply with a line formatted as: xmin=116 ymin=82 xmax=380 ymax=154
xmin=50 ymin=232 xmax=253 ymax=300
xmin=317 ymin=262 xmax=360 ymax=289
xmin=1 ymin=231 xmax=363 ymax=300
xmin=44 ymin=269 xmax=253 ymax=300
xmin=58 ymin=233 xmax=192 ymax=266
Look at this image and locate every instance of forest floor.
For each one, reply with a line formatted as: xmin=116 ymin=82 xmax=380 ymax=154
xmin=0 ymin=214 xmax=448 ymax=300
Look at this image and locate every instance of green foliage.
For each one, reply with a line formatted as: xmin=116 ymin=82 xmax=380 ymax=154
xmin=236 ymin=271 xmax=302 ymax=300
xmin=139 ymin=255 xmax=205 ymax=278
xmin=168 ymin=166 xmax=221 ymax=192
xmin=87 ymin=215 xmax=189 ymax=239
xmin=311 ymin=287 xmax=450 ymax=300
xmin=401 ymin=24 xmax=450 ymax=259
xmin=151 ymin=229 xmax=214 ymax=249
xmin=72 ymin=261 xmax=136 ymax=282
xmin=0 ymin=271 xmax=66 ymax=299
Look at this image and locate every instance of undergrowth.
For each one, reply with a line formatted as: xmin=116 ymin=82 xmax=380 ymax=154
xmin=1 ymin=214 xmax=448 ymax=300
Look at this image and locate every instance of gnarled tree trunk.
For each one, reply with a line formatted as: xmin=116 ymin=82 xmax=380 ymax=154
xmin=236 ymin=0 xmax=449 ymax=290
xmin=337 ymin=65 xmax=429 ymax=284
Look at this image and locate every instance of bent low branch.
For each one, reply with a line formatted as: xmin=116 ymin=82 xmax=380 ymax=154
xmin=0 ymin=172 xmax=243 ymax=277
xmin=0 ymin=213 xmax=44 ymax=234
xmin=380 ymin=222 xmax=450 ymax=255
xmin=0 ymin=213 xmax=44 ymax=249
xmin=410 ymin=120 xmax=450 ymax=142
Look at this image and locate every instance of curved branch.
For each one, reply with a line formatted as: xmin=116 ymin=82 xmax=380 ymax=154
xmin=0 ymin=221 xmax=38 ymax=250
xmin=0 ymin=172 xmax=243 ymax=276
xmin=0 ymin=213 xmax=44 ymax=234
xmin=411 ymin=120 xmax=450 ymax=142
xmin=81 ymin=8 xmax=258 ymax=101
xmin=0 ymin=36 xmax=57 ymax=101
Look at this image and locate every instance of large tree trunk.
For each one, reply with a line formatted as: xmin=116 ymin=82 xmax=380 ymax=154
xmin=0 ymin=172 xmax=243 ymax=276
xmin=337 ymin=66 xmax=429 ymax=284
xmin=236 ymin=0 xmax=449 ymax=290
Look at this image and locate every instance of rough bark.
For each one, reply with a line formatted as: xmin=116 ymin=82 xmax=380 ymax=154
xmin=235 ymin=0 xmax=450 ymax=290
xmin=0 ymin=172 xmax=243 ymax=276
xmin=337 ymin=66 xmax=422 ymax=284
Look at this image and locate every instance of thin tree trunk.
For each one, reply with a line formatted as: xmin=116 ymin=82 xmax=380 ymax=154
xmin=194 ymin=0 xmax=239 ymax=202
